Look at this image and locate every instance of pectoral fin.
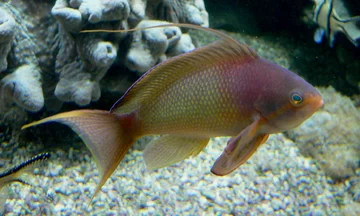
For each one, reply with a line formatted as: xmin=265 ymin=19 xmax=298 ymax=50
xmin=144 ymin=135 xmax=210 ymax=170
xmin=211 ymin=117 xmax=268 ymax=176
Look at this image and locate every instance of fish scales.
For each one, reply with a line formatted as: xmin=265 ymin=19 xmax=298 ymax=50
xmin=113 ymin=38 xmax=259 ymax=137
xmin=138 ymin=62 xmax=254 ymax=137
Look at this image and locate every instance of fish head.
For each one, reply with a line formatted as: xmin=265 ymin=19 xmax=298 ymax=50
xmin=254 ymin=62 xmax=324 ymax=133
xmin=266 ymin=87 xmax=323 ymax=132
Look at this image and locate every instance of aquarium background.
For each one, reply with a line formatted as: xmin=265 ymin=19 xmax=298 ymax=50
xmin=0 ymin=0 xmax=359 ymax=215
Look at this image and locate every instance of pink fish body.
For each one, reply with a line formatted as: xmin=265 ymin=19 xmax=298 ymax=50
xmin=22 ymin=24 xmax=323 ymax=199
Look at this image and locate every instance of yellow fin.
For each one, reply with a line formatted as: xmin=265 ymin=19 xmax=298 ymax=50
xmin=143 ymin=135 xmax=210 ymax=170
xmin=211 ymin=117 xmax=268 ymax=176
xmin=22 ymin=110 xmax=136 ymax=201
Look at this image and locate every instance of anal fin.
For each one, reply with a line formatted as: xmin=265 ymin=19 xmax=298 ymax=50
xmin=143 ymin=135 xmax=210 ymax=170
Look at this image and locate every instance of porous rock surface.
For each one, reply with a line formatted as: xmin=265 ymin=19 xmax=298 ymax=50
xmin=0 ymin=0 xmax=208 ymax=119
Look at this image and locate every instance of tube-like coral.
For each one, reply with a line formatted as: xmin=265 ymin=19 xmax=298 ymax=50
xmin=0 ymin=0 xmax=208 ymax=115
xmin=0 ymin=4 xmax=44 ymax=116
xmin=0 ymin=7 xmax=15 ymax=72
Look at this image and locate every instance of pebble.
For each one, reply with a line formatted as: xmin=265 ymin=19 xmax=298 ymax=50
xmin=107 ymin=190 xmax=118 ymax=201
xmin=50 ymin=164 xmax=63 ymax=177
xmin=182 ymin=202 xmax=193 ymax=212
xmin=201 ymin=190 xmax=215 ymax=200
xmin=198 ymin=196 xmax=208 ymax=209
xmin=186 ymin=189 xmax=200 ymax=198
xmin=1 ymin=124 xmax=353 ymax=216
xmin=54 ymin=203 xmax=65 ymax=212
xmin=75 ymin=175 xmax=85 ymax=183
xmin=106 ymin=211 xmax=118 ymax=216
xmin=271 ymin=197 xmax=283 ymax=211
xmin=258 ymin=202 xmax=274 ymax=215
xmin=139 ymin=207 xmax=155 ymax=215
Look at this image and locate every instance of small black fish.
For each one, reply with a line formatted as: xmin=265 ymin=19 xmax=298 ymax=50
xmin=0 ymin=153 xmax=51 ymax=189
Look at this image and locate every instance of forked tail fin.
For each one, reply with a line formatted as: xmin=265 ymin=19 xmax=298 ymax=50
xmin=22 ymin=110 xmax=137 ymax=201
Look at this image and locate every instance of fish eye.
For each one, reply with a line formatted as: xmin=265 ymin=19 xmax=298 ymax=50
xmin=289 ymin=90 xmax=304 ymax=106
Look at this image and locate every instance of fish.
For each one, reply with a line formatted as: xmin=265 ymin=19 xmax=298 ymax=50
xmin=0 ymin=153 xmax=51 ymax=189
xmin=313 ymin=0 xmax=360 ymax=47
xmin=22 ymin=23 xmax=324 ymax=200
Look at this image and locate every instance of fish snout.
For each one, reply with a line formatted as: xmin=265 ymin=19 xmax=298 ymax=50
xmin=307 ymin=91 xmax=324 ymax=111
xmin=313 ymin=93 xmax=324 ymax=110
xmin=318 ymin=98 xmax=324 ymax=109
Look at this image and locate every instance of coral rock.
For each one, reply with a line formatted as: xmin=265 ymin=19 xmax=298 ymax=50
xmin=0 ymin=64 xmax=44 ymax=113
xmin=1 ymin=0 xmax=208 ymax=116
xmin=52 ymin=0 xmax=130 ymax=32
xmin=125 ymin=20 xmax=195 ymax=73
xmin=167 ymin=33 xmax=195 ymax=58
xmin=0 ymin=7 xmax=15 ymax=72
xmin=146 ymin=0 xmax=209 ymax=27
xmin=0 ymin=3 xmax=45 ymax=116
xmin=128 ymin=0 xmax=146 ymax=26
xmin=51 ymin=0 xmax=125 ymax=106
xmin=53 ymin=30 xmax=118 ymax=105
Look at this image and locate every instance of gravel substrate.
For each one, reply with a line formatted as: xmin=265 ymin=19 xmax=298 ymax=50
xmin=1 ymin=127 xmax=359 ymax=215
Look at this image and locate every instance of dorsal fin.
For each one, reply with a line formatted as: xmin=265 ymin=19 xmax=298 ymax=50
xmin=82 ymin=24 xmax=259 ymax=114
xmin=82 ymin=23 xmax=242 ymax=45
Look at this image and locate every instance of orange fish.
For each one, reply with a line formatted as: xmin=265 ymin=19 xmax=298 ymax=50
xmin=22 ymin=24 xmax=323 ymax=199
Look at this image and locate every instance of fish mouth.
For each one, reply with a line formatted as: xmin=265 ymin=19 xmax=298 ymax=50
xmin=305 ymin=91 xmax=324 ymax=112
xmin=310 ymin=95 xmax=324 ymax=111
xmin=317 ymin=98 xmax=324 ymax=110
